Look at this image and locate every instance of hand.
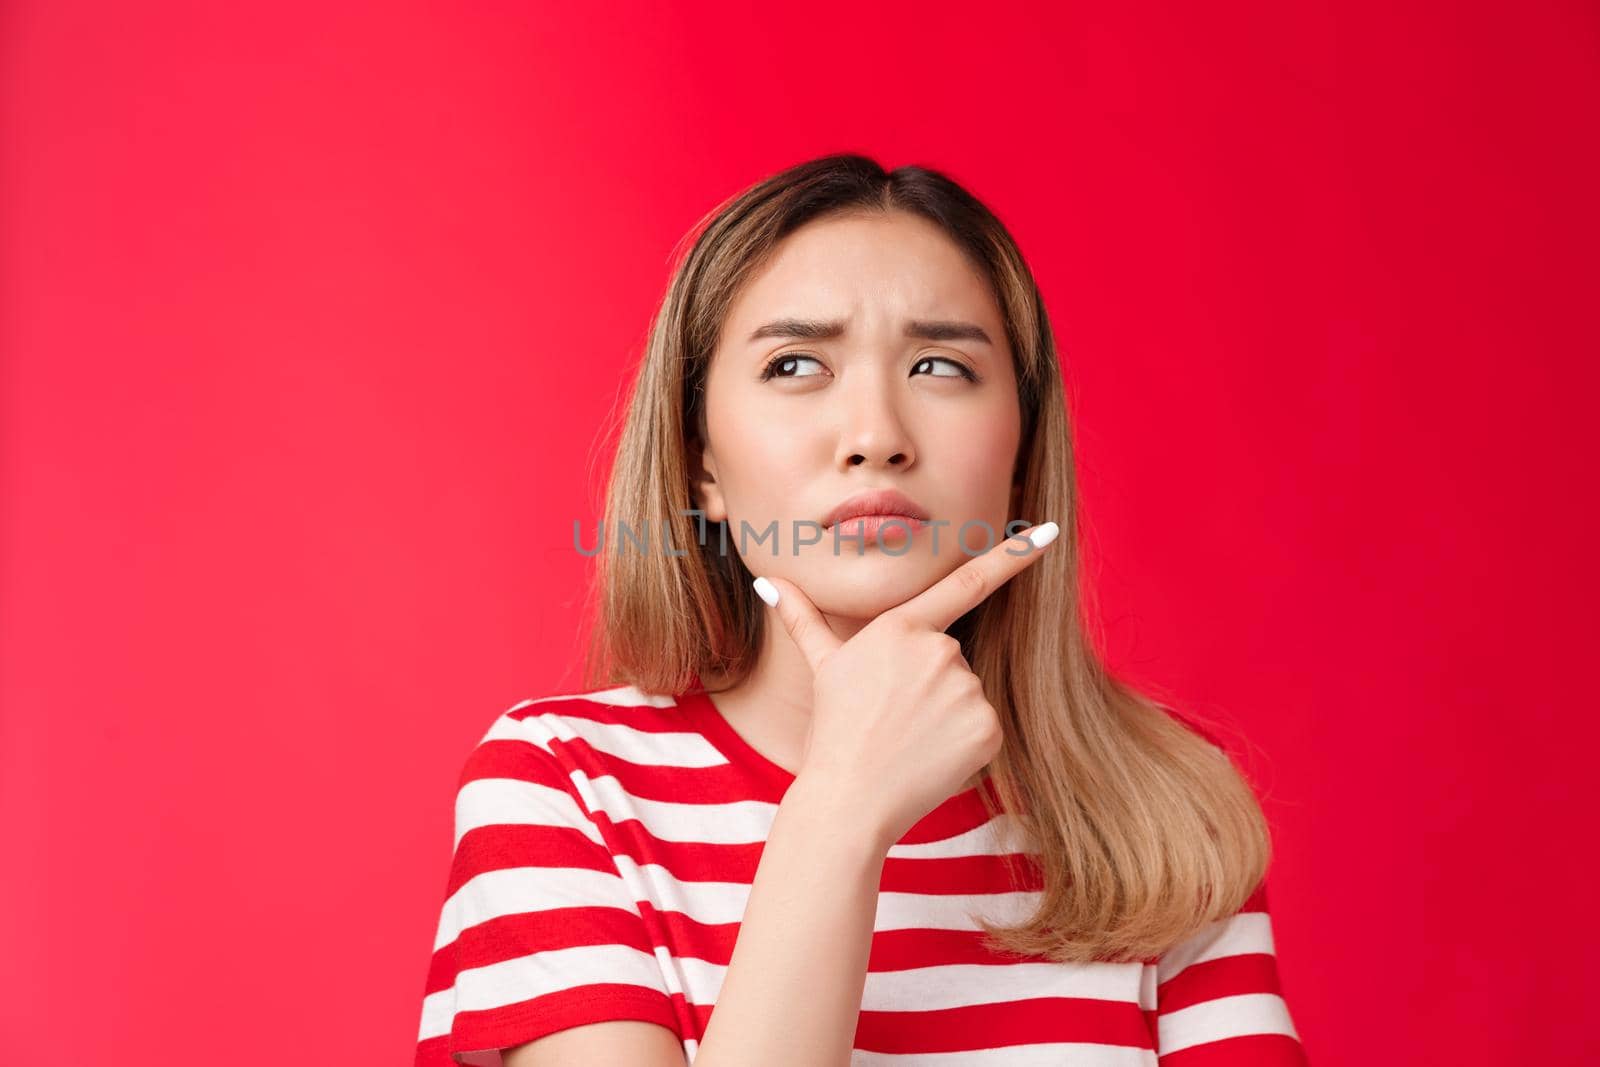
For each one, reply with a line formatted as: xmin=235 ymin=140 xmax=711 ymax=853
xmin=752 ymin=521 xmax=1060 ymax=852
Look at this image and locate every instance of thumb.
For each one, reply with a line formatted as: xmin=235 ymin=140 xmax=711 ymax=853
xmin=752 ymin=574 xmax=843 ymax=675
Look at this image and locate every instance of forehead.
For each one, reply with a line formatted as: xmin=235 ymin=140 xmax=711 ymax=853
xmin=719 ymin=210 xmax=1005 ymax=337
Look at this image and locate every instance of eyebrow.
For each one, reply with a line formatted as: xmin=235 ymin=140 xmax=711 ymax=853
xmin=746 ymin=317 xmax=994 ymax=345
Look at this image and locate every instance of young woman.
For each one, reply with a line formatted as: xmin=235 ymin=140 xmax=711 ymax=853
xmin=414 ymin=155 xmax=1307 ymax=1066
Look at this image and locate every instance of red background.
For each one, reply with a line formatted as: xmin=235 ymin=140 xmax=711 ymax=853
xmin=3 ymin=1 xmax=1596 ymax=1062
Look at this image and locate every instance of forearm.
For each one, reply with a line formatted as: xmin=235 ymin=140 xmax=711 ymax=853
xmin=691 ymin=775 xmax=888 ymax=1067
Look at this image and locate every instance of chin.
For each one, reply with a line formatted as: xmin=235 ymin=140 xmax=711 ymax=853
xmin=798 ymin=557 xmax=941 ymax=619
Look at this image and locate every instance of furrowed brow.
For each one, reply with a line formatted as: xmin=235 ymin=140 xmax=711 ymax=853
xmin=747 ymin=318 xmax=993 ymax=344
xmin=747 ymin=318 xmax=847 ymax=342
xmin=904 ymin=319 xmax=993 ymax=344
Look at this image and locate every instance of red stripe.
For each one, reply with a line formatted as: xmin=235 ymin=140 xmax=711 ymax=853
xmin=509 ymin=696 xmax=693 ymax=732
xmin=413 ymin=1033 xmax=454 ymax=1067
xmin=550 ymin=736 xmax=768 ymax=803
xmin=1159 ymin=1032 xmax=1308 ymax=1066
xmin=639 ymin=900 xmax=739 ymax=961
xmin=879 ymin=852 xmax=1042 ymax=894
xmin=459 ymin=736 xmax=575 ymax=789
xmin=689 ymin=997 xmax=1155 ymax=1053
xmin=606 ymin=823 xmax=767 ymax=881
xmin=584 ymin=800 xmax=1041 ymax=895
xmin=423 ymin=904 xmax=657 ymax=997
xmin=867 ymin=927 xmax=1050 ymax=971
xmin=440 ymin=983 xmax=681 ymax=1062
xmin=1158 ymin=953 xmax=1284 ymax=1013
xmin=445 ymin=822 xmax=619 ymax=896
xmin=638 ymin=908 xmax=1079 ymax=972
xmin=852 ymin=997 xmax=1156 ymax=1053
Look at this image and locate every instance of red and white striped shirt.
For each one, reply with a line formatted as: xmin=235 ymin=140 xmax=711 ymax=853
xmin=414 ymin=684 xmax=1307 ymax=1066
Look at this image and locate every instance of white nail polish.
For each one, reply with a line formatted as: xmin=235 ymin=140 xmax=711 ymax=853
xmin=752 ymin=576 xmax=780 ymax=606
xmin=1026 ymin=521 xmax=1060 ymax=549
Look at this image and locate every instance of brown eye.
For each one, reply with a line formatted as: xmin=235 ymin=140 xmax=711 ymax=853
xmin=912 ymin=356 xmax=978 ymax=381
xmin=760 ymin=354 xmax=827 ymax=380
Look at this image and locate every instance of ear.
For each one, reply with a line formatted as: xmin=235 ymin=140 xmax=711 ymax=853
xmin=688 ymin=434 xmax=728 ymax=524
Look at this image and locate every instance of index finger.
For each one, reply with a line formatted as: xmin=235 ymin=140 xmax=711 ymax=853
xmin=891 ymin=521 xmax=1060 ymax=632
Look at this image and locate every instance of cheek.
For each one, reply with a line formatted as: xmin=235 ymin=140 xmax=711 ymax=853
xmin=706 ymin=393 xmax=819 ymax=511
xmin=935 ymin=412 xmax=1021 ymax=512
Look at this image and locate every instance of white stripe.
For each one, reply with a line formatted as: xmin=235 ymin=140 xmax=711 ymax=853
xmin=538 ymin=711 xmax=731 ymax=769
xmin=652 ymin=943 xmax=686 ymax=998
xmin=483 ymin=704 xmax=730 ymax=770
xmin=848 ymin=1044 xmax=1158 ymax=1065
xmin=612 ymin=851 xmax=1045 ymax=932
xmin=1156 ymin=991 xmax=1299 ymax=1052
xmin=670 ymin=956 xmax=1144 ymax=1014
xmin=452 ymin=776 xmax=605 ymax=850
xmin=1156 ymin=911 xmax=1276 ymax=983
xmin=417 ymin=985 xmax=454 ymax=1042
xmin=850 ymin=959 xmax=1145 ymax=1015
xmin=579 ymin=773 xmax=779 ymax=843
xmin=613 ymin=854 xmax=751 ymax=924
xmin=877 ymin=889 xmax=1043 ymax=932
xmin=417 ymin=942 xmax=667 ymax=1040
xmin=575 ymin=771 xmax=1031 ymax=855
xmin=434 ymin=865 xmax=642 ymax=952
xmin=886 ymin=813 xmax=1031 ymax=858
xmin=525 ymin=684 xmax=678 ymax=709
xmin=1140 ymin=962 xmax=1158 ymax=1010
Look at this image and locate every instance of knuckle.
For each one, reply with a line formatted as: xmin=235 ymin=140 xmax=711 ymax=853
xmin=971 ymin=711 xmax=1004 ymax=753
xmin=978 ymin=728 xmax=1004 ymax=762
xmin=931 ymin=632 xmax=964 ymax=664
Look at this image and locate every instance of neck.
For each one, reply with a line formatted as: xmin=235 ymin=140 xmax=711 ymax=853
xmin=701 ymin=606 xmax=868 ymax=776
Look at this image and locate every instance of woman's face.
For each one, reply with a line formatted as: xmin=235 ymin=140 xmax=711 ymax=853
xmin=693 ymin=209 xmax=1025 ymax=623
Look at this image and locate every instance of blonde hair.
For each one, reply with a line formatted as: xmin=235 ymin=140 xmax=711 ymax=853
xmin=580 ymin=153 xmax=1272 ymax=963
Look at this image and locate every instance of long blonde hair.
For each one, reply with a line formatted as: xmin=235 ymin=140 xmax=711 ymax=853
xmin=580 ymin=153 xmax=1272 ymax=964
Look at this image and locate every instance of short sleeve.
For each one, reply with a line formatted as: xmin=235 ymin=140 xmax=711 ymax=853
xmin=1146 ymin=882 xmax=1309 ymax=1065
xmin=414 ymin=710 xmax=681 ymax=1067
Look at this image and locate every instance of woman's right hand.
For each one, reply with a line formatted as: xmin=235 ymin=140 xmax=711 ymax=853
xmin=751 ymin=520 xmax=1060 ymax=853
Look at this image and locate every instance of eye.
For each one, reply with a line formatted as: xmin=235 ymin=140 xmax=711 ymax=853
xmin=760 ymin=353 xmax=828 ymax=380
xmin=912 ymin=355 xmax=979 ymax=382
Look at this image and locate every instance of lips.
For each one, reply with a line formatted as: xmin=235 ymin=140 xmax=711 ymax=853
xmin=820 ymin=488 xmax=931 ymax=530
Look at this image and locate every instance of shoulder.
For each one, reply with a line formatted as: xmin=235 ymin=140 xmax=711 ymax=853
xmin=458 ymin=683 xmax=717 ymax=785
xmin=447 ymin=684 xmax=696 ymax=856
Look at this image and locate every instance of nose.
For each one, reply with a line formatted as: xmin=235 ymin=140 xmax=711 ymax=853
xmin=834 ymin=368 xmax=916 ymax=470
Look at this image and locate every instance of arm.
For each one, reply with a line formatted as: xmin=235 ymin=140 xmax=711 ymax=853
xmin=1151 ymin=883 xmax=1309 ymax=1065
xmin=691 ymin=773 xmax=889 ymax=1067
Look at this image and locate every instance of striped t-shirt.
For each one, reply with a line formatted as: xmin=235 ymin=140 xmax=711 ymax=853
xmin=415 ymin=683 xmax=1307 ymax=1066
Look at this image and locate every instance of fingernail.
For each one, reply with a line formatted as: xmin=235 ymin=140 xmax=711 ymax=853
xmin=752 ymin=576 xmax=780 ymax=606
xmin=1026 ymin=521 xmax=1060 ymax=549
